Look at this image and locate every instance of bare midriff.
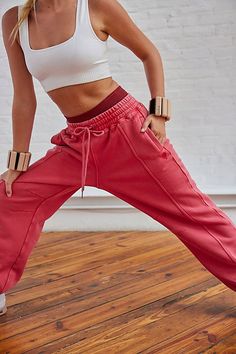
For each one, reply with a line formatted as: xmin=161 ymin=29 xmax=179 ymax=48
xmin=46 ymin=77 xmax=120 ymax=118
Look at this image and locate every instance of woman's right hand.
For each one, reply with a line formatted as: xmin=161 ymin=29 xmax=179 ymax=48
xmin=0 ymin=169 xmax=23 ymax=197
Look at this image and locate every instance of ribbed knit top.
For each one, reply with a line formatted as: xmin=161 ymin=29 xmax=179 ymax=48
xmin=18 ymin=0 xmax=112 ymax=92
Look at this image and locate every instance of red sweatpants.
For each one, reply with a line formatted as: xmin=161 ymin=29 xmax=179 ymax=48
xmin=0 ymin=90 xmax=236 ymax=294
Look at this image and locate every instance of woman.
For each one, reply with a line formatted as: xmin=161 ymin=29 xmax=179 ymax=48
xmin=0 ymin=0 xmax=235 ymax=316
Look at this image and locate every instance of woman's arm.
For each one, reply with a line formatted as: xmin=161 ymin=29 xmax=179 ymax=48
xmin=1 ymin=6 xmax=37 ymax=153
xmin=95 ymin=0 xmax=165 ymax=98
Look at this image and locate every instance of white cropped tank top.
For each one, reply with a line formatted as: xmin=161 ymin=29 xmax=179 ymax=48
xmin=18 ymin=0 xmax=112 ymax=92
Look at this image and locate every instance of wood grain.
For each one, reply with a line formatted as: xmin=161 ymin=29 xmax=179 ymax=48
xmin=0 ymin=231 xmax=235 ymax=353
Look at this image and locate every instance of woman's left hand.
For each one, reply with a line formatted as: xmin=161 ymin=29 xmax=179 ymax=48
xmin=140 ymin=114 xmax=167 ymax=144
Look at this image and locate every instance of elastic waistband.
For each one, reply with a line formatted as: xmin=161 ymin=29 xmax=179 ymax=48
xmin=65 ymin=85 xmax=128 ymax=123
xmin=66 ymin=91 xmax=140 ymax=131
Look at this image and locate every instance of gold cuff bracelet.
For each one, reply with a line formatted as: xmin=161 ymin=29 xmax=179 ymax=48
xmin=7 ymin=150 xmax=32 ymax=171
xmin=149 ymin=97 xmax=171 ymax=121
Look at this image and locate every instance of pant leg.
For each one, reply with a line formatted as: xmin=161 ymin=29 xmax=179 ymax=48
xmin=97 ymin=102 xmax=236 ymax=292
xmin=0 ymin=144 xmax=88 ymax=293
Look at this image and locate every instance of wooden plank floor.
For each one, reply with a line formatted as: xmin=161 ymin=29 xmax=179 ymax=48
xmin=0 ymin=230 xmax=235 ymax=353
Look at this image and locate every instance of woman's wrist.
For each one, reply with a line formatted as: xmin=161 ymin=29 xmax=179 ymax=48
xmin=12 ymin=146 xmax=30 ymax=153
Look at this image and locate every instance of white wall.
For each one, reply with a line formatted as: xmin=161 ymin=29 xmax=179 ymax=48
xmin=0 ymin=1 xmax=236 ymax=230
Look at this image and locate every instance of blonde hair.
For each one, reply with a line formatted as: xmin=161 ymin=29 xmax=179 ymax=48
xmin=9 ymin=0 xmax=38 ymax=45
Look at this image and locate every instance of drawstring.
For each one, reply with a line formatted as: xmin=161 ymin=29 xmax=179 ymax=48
xmin=71 ymin=126 xmax=105 ymax=198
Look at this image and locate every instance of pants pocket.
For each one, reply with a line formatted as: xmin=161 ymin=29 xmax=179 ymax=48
xmin=135 ymin=102 xmax=168 ymax=152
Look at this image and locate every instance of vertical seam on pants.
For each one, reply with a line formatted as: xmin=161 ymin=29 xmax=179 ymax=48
xmin=1 ymin=184 xmax=80 ymax=293
xmin=168 ymin=151 xmax=236 ymax=228
xmin=118 ymin=124 xmax=236 ymax=265
xmin=90 ymin=143 xmax=99 ymax=189
xmin=137 ymin=101 xmax=236 ymax=231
